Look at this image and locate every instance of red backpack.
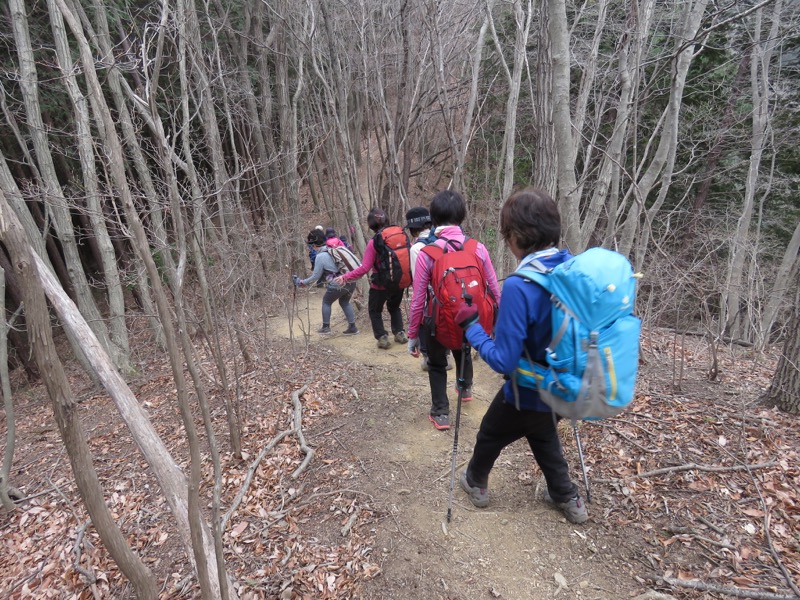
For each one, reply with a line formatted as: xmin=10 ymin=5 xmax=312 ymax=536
xmin=422 ymin=237 xmax=498 ymax=350
xmin=371 ymin=226 xmax=412 ymax=289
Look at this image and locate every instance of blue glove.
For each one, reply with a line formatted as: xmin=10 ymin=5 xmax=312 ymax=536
xmin=292 ymin=275 xmax=303 ymax=287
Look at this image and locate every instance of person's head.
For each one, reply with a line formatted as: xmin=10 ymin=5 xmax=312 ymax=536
xmin=429 ymin=190 xmax=466 ymax=227
xmin=367 ymin=207 xmax=388 ymax=232
xmin=307 ymin=228 xmax=326 ymax=248
xmin=405 ymin=206 xmax=431 ymax=236
xmin=500 ymin=187 xmax=561 ymax=256
xmin=325 ymin=227 xmax=337 ymax=239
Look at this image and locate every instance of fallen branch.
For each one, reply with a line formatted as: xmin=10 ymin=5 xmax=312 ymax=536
xmin=222 ymin=429 xmax=293 ymax=530
xmin=291 ymin=384 xmax=315 ymax=479
xmin=73 ymin=519 xmax=97 ymax=585
xmin=341 ymin=507 xmax=360 ymax=537
xmin=637 ymin=461 xmax=776 ymax=478
xmin=662 ymin=576 xmax=799 ymax=600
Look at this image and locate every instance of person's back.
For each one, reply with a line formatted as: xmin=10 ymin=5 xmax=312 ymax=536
xmin=455 ymin=187 xmax=589 ymax=524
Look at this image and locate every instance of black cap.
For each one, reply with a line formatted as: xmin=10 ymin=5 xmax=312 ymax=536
xmin=405 ymin=206 xmax=431 ymax=230
xmin=307 ymin=229 xmax=325 ymax=246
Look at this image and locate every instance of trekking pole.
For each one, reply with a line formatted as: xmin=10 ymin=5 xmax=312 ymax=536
xmin=572 ymin=421 xmax=591 ymax=503
xmin=447 ymin=293 xmax=472 ymax=523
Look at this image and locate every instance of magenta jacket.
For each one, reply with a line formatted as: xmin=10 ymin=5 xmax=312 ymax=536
xmin=339 ymin=238 xmax=386 ymax=290
xmin=407 ymin=225 xmax=501 ymax=339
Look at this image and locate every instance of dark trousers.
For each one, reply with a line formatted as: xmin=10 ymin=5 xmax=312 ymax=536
xmin=467 ymin=388 xmax=578 ymax=503
xmin=367 ymin=287 xmax=405 ymax=339
xmin=424 ymin=330 xmax=472 ymax=416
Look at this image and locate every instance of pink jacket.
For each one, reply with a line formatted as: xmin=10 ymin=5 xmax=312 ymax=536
xmin=407 ymin=225 xmax=501 ymax=339
xmin=326 ymin=237 xmax=345 ymax=248
xmin=339 ymin=238 xmax=385 ymax=290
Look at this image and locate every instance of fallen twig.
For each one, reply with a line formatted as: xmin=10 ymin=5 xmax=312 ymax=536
xmin=637 ymin=461 xmax=776 ymax=478
xmin=222 ymin=429 xmax=293 ymax=530
xmin=291 ymin=384 xmax=315 ymax=478
xmin=73 ymin=519 xmax=97 ymax=585
xmin=662 ymin=576 xmax=799 ymax=600
xmin=341 ymin=507 xmax=360 ymax=537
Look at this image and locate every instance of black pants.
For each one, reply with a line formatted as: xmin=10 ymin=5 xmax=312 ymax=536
xmin=424 ymin=330 xmax=472 ymax=416
xmin=467 ymin=388 xmax=578 ymax=503
xmin=367 ymin=287 xmax=405 ymax=339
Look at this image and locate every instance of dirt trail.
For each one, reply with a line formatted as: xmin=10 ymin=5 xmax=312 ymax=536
xmin=271 ymin=288 xmax=640 ymax=600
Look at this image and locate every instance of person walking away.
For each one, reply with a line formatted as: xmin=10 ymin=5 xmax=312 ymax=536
xmin=405 ymin=206 xmax=453 ymax=373
xmin=454 ymin=188 xmax=588 ymax=524
xmin=294 ymin=228 xmax=359 ymax=335
xmin=334 ymin=208 xmax=409 ymax=349
xmin=406 ymin=191 xmax=501 ymax=430
xmin=325 ymin=227 xmax=353 ymax=250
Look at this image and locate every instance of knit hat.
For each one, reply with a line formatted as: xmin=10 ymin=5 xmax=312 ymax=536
xmin=405 ymin=206 xmax=431 ymax=230
xmin=325 ymin=227 xmax=337 ymax=239
xmin=307 ymin=229 xmax=325 ymax=246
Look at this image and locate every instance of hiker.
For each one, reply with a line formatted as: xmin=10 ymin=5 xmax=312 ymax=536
xmin=405 ymin=206 xmax=453 ymax=373
xmin=325 ymin=227 xmax=353 ymax=251
xmin=293 ymin=228 xmax=359 ymax=336
xmin=308 ymin=225 xmax=325 ymax=268
xmin=454 ymin=188 xmax=588 ymax=524
xmin=406 ymin=190 xmax=501 ymax=430
xmin=333 ymin=207 xmax=410 ymax=349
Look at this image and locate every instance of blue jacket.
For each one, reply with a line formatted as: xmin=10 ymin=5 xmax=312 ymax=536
xmin=466 ymin=249 xmax=572 ymax=411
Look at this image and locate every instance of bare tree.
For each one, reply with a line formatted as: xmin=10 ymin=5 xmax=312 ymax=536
xmin=0 ymin=192 xmax=158 ymax=599
xmin=763 ymin=270 xmax=800 ymax=414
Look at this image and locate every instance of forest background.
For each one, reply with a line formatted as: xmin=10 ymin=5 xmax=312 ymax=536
xmin=0 ymin=0 xmax=798 ymax=598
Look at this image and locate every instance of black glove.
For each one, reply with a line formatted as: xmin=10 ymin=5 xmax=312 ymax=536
xmin=455 ymin=303 xmax=479 ymax=329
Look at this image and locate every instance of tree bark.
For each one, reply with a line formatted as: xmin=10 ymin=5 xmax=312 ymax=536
xmin=763 ymin=272 xmax=800 ymax=414
xmin=0 ymin=192 xmax=158 ymax=599
xmin=9 ymin=0 xmax=113 ymax=357
xmin=53 ymin=1 xmax=235 ymax=595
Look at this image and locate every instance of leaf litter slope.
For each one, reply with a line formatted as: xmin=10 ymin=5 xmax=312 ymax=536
xmin=1 ymin=284 xmax=794 ymax=598
xmin=283 ymin=289 xmax=800 ymax=600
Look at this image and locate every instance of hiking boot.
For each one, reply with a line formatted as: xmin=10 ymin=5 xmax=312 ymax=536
xmin=394 ymin=331 xmax=408 ymax=344
xmin=460 ymin=471 xmax=489 ymax=508
xmin=318 ymin=325 xmax=332 ymax=335
xmin=420 ymin=354 xmax=430 ymax=372
xmin=377 ymin=335 xmax=392 ymax=349
xmin=455 ymin=384 xmax=473 ymax=402
xmin=343 ymin=324 xmax=359 ymax=335
xmin=428 ymin=414 xmax=450 ymax=430
xmin=544 ymin=492 xmax=589 ymax=524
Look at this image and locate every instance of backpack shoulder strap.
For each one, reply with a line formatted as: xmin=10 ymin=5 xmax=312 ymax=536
xmin=421 ymin=242 xmax=444 ymax=261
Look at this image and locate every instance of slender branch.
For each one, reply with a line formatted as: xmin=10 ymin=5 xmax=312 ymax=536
xmin=663 ymin=576 xmax=799 ymax=600
xmin=637 ymin=461 xmax=775 ymax=478
xmin=291 ymin=384 xmax=315 ymax=478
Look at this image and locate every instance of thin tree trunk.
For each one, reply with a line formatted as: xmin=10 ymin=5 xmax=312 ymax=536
xmin=9 ymin=0 xmax=113 ymax=357
xmin=48 ymin=0 xmax=130 ymax=372
xmin=763 ymin=272 xmax=800 ymax=413
xmin=53 ymin=1 xmax=234 ymax=595
xmin=0 ymin=267 xmax=20 ymax=511
xmin=0 ymin=193 xmax=158 ymax=599
xmin=547 ymin=0 xmax=582 ymax=251
xmin=722 ymin=1 xmax=782 ymax=341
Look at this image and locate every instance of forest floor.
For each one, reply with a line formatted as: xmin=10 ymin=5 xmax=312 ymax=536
xmin=0 ymin=286 xmax=798 ymax=599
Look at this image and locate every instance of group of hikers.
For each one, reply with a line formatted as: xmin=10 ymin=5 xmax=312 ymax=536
xmin=293 ymin=187 xmax=589 ymax=524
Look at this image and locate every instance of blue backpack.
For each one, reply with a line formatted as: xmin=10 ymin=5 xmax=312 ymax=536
xmin=512 ymin=248 xmax=641 ymax=420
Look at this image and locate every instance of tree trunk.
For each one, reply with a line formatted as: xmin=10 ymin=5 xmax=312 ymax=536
xmin=763 ymin=273 xmax=800 ymax=413
xmin=9 ymin=0 xmax=113 ymax=357
xmin=52 ymin=1 xmax=235 ymax=595
xmin=48 ymin=0 xmax=131 ymax=372
xmin=0 ymin=266 xmax=20 ymax=511
xmin=547 ymin=0 xmax=582 ymax=252
xmin=0 ymin=192 xmax=158 ymax=599
xmin=721 ymin=1 xmax=783 ymax=342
